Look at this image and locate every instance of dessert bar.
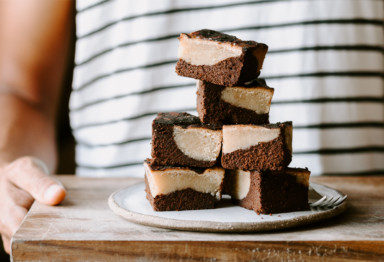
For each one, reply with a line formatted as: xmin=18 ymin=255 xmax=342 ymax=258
xmin=197 ymin=79 xmax=274 ymax=125
xmin=221 ymin=122 xmax=292 ymax=171
xmin=176 ymin=29 xmax=268 ymax=86
xmin=151 ymin=112 xmax=222 ymax=168
xmin=226 ymin=168 xmax=310 ymax=214
xmin=144 ymin=160 xmax=225 ymax=211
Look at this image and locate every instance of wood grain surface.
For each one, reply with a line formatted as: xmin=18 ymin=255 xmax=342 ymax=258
xmin=11 ymin=176 xmax=384 ymax=261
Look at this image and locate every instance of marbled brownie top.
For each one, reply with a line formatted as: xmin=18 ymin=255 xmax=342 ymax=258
xmin=154 ymin=112 xmax=221 ymax=129
xmin=186 ymin=29 xmax=258 ymax=47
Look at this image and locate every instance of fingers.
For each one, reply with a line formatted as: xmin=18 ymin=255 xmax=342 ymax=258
xmin=2 ymin=235 xmax=10 ymax=254
xmin=5 ymin=156 xmax=66 ymax=205
xmin=0 ymin=205 xmax=27 ymax=255
xmin=0 ymin=156 xmax=66 ymax=254
xmin=0 ymin=205 xmax=28 ymax=239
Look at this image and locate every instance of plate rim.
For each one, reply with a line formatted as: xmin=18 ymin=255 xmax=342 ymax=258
xmin=108 ymin=182 xmax=347 ymax=233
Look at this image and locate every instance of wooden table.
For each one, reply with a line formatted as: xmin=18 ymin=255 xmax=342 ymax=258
xmin=12 ymin=176 xmax=384 ymax=261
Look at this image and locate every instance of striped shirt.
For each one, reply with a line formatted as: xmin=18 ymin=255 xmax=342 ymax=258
xmin=71 ymin=0 xmax=384 ymax=177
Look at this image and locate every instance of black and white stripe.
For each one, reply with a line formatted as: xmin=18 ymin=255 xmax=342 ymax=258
xmin=72 ymin=0 xmax=384 ymax=177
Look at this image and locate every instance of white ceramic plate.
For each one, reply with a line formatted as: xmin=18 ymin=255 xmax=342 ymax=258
xmin=108 ymin=182 xmax=347 ymax=232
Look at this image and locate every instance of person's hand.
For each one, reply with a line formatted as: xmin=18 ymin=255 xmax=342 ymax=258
xmin=0 ymin=156 xmax=66 ymax=254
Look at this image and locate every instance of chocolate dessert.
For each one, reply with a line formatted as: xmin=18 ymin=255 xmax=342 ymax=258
xmin=175 ymin=29 xmax=268 ymax=86
xmin=151 ymin=112 xmax=222 ymax=168
xmin=221 ymin=122 xmax=292 ymax=171
xmin=144 ymin=160 xmax=225 ymax=211
xmin=226 ymin=168 xmax=310 ymax=214
xmin=197 ymin=79 xmax=274 ymax=125
xmin=142 ymin=30 xmax=312 ymax=214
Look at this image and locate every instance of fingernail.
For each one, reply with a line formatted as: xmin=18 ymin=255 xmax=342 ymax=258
xmin=44 ymin=184 xmax=65 ymax=203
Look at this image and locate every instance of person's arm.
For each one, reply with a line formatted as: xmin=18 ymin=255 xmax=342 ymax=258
xmin=0 ymin=0 xmax=73 ymax=253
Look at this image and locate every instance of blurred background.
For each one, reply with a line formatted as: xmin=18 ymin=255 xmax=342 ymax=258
xmin=0 ymin=2 xmax=75 ymax=259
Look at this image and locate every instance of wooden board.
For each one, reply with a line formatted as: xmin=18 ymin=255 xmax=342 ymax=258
xmin=12 ymin=176 xmax=384 ymax=261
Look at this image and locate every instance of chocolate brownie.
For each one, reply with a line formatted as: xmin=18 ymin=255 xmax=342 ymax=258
xmin=175 ymin=29 xmax=268 ymax=86
xmin=197 ymin=79 xmax=274 ymax=125
xmin=144 ymin=160 xmax=225 ymax=211
xmin=151 ymin=112 xmax=222 ymax=167
xmin=221 ymin=122 xmax=292 ymax=171
xmin=226 ymin=168 xmax=310 ymax=214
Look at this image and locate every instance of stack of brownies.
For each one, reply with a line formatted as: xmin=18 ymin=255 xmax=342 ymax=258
xmin=144 ymin=29 xmax=310 ymax=214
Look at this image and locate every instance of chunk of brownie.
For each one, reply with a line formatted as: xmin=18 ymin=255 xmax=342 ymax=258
xmin=151 ymin=112 xmax=222 ymax=167
xmin=226 ymin=168 xmax=310 ymax=214
xmin=197 ymin=79 xmax=274 ymax=125
xmin=144 ymin=160 xmax=225 ymax=211
xmin=175 ymin=29 xmax=268 ymax=86
xmin=221 ymin=122 xmax=292 ymax=171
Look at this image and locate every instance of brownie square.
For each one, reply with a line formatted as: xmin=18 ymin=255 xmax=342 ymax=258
xmin=151 ymin=112 xmax=222 ymax=168
xmin=197 ymin=79 xmax=274 ymax=125
xmin=176 ymin=29 xmax=268 ymax=86
xmin=144 ymin=159 xmax=225 ymax=211
xmin=226 ymin=168 xmax=310 ymax=214
xmin=221 ymin=122 xmax=292 ymax=171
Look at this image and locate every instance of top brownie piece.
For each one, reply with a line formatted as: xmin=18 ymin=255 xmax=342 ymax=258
xmin=175 ymin=29 xmax=268 ymax=86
